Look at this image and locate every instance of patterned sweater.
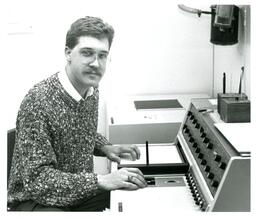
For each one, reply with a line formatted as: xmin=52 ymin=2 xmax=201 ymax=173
xmin=8 ymin=73 xmax=110 ymax=207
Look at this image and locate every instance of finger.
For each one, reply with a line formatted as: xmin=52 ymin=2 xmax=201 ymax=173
xmin=119 ymin=147 xmax=137 ymax=161
xmin=128 ymin=174 xmax=147 ymax=188
xmin=130 ymin=145 xmax=141 ymax=159
xmin=122 ymin=181 xmax=140 ymax=190
xmin=125 ymin=168 xmax=145 ymax=177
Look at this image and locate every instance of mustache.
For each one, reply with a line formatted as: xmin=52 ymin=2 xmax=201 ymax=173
xmin=83 ymin=67 xmax=102 ymax=76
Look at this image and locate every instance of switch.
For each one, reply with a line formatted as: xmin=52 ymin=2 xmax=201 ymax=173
xmin=219 ymin=162 xmax=226 ymax=170
xmin=214 ymin=154 xmax=221 ymax=162
xmin=211 ymin=180 xmax=219 ymax=188
xmin=206 ymin=143 xmax=213 ymax=149
xmin=189 ymin=137 xmax=194 ymax=143
xmin=201 ymin=159 xmax=207 ymax=165
xmin=184 ymin=128 xmax=190 ymax=134
xmin=192 ymin=142 xmax=198 ymax=148
xmin=200 ymin=127 xmax=204 ymax=133
xmin=195 ymin=148 xmax=200 ymax=153
xmin=203 ymin=137 xmax=209 ymax=143
xmin=200 ymin=132 xmax=206 ymax=138
xmin=207 ymin=172 xmax=214 ymax=179
xmin=204 ymin=165 xmax=210 ymax=172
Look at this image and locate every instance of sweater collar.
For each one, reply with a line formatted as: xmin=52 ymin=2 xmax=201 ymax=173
xmin=58 ymin=67 xmax=94 ymax=102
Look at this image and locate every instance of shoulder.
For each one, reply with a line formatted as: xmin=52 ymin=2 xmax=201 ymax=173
xmin=19 ymin=73 xmax=59 ymax=114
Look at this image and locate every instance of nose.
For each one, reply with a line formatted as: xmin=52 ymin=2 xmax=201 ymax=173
xmin=89 ymin=55 xmax=100 ymax=67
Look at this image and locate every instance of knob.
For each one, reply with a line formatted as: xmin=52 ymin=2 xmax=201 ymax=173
xmin=211 ymin=180 xmax=219 ymax=188
xmin=204 ymin=165 xmax=210 ymax=172
xmin=207 ymin=172 xmax=214 ymax=179
xmin=206 ymin=143 xmax=213 ymax=149
xmin=203 ymin=137 xmax=209 ymax=143
xmin=201 ymin=159 xmax=207 ymax=165
xmin=214 ymin=154 xmax=221 ymax=162
xmin=195 ymin=123 xmax=200 ymax=129
xmin=197 ymin=153 xmax=204 ymax=159
xmin=195 ymin=148 xmax=200 ymax=153
xmin=192 ymin=142 xmax=198 ymax=148
xmin=219 ymin=162 xmax=226 ymax=170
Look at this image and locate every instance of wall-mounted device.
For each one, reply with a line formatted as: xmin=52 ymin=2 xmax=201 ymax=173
xmin=210 ymin=5 xmax=239 ymax=45
xmin=178 ymin=4 xmax=240 ymax=45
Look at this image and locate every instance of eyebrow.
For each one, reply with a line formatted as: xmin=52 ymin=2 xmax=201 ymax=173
xmin=80 ymin=47 xmax=109 ymax=54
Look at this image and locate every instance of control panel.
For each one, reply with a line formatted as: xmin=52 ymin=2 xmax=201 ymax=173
xmin=178 ymin=98 xmax=250 ymax=211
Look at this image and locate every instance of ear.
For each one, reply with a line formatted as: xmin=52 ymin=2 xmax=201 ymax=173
xmin=65 ymin=46 xmax=72 ymax=63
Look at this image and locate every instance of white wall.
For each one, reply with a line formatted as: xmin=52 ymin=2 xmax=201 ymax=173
xmin=6 ymin=1 xmax=215 ymax=131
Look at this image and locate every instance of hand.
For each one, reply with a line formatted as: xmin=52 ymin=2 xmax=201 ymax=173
xmin=97 ymin=168 xmax=147 ymax=191
xmin=101 ymin=145 xmax=141 ymax=164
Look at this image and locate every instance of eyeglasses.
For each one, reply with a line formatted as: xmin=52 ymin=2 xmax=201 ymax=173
xmin=80 ymin=48 xmax=109 ymax=65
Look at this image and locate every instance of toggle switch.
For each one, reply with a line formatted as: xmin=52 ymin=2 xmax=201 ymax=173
xmin=197 ymin=153 xmax=204 ymax=159
xmin=207 ymin=172 xmax=214 ymax=179
xmin=206 ymin=143 xmax=213 ymax=149
xmin=204 ymin=165 xmax=211 ymax=172
xmin=214 ymin=154 xmax=221 ymax=162
xmin=219 ymin=162 xmax=226 ymax=170
xmin=211 ymin=180 xmax=219 ymax=188
xmin=201 ymin=159 xmax=207 ymax=165
xmin=195 ymin=123 xmax=200 ymax=129
xmin=192 ymin=142 xmax=198 ymax=148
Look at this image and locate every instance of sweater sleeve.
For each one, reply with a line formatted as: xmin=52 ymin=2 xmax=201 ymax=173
xmin=93 ymin=133 xmax=112 ymax=156
xmin=17 ymin=108 xmax=99 ymax=207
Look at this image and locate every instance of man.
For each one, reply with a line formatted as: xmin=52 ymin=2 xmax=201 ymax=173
xmin=8 ymin=16 xmax=147 ymax=211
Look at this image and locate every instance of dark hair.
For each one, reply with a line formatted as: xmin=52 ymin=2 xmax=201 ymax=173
xmin=65 ymin=16 xmax=115 ymax=49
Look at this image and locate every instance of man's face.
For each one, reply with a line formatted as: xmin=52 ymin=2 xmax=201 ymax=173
xmin=65 ymin=36 xmax=110 ymax=88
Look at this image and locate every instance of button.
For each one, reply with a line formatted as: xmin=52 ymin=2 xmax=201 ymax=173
xmin=187 ymin=111 xmax=192 ymax=116
xmin=219 ymin=162 xmax=226 ymax=170
xmin=207 ymin=172 xmax=214 ymax=179
xmin=183 ymin=124 xmax=187 ymax=130
xmin=204 ymin=165 xmax=210 ymax=172
xmin=192 ymin=119 xmax=197 ymax=124
xmin=211 ymin=180 xmax=219 ymax=188
xmin=214 ymin=154 xmax=221 ymax=162
xmin=190 ymin=115 xmax=195 ymax=120
xmin=201 ymin=159 xmax=207 ymax=165
xmin=206 ymin=143 xmax=213 ymax=149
